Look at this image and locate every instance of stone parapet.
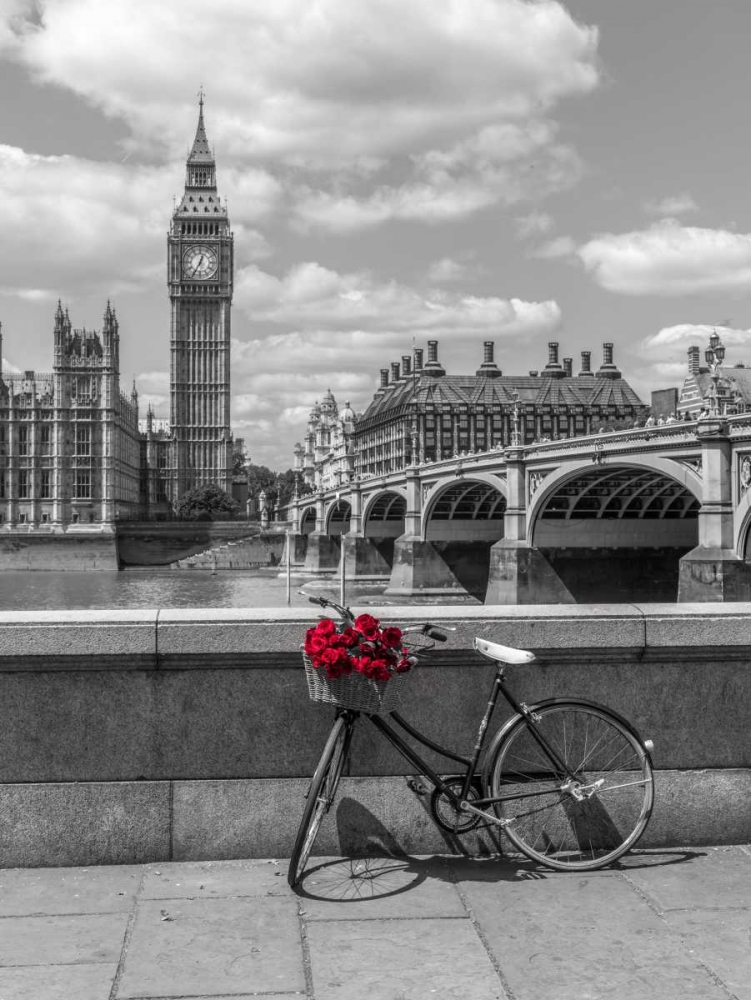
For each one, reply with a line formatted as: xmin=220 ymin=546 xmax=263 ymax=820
xmin=0 ymin=603 xmax=749 ymax=865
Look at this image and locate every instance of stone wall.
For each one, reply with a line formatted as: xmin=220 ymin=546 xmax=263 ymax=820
xmin=115 ymin=521 xmax=266 ymax=566
xmin=0 ymin=532 xmax=118 ymax=571
xmin=0 ymin=603 xmax=749 ymax=866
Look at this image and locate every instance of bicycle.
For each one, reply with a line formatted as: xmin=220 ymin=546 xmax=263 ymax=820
xmin=289 ymin=595 xmax=654 ymax=887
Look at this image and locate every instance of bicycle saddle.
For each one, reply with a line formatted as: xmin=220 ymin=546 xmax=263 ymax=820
xmin=474 ymin=637 xmax=536 ymax=665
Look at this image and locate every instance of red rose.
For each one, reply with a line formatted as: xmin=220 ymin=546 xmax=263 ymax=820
xmin=354 ymin=614 xmax=380 ymax=641
xmin=315 ymin=618 xmax=337 ymax=637
xmin=380 ymin=626 xmax=403 ymax=649
xmin=319 ymin=647 xmax=340 ymax=666
xmin=304 ymin=631 xmax=328 ymax=655
xmin=340 ymin=627 xmax=359 ymax=648
xmin=364 ymin=657 xmax=392 ymax=682
xmin=351 ymin=653 xmax=372 ymax=674
xmin=395 ymin=656 xmax=414 ymax=674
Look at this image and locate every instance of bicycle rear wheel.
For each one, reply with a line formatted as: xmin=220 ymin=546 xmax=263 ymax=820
xmin=486 ymin=701 xmax=653 ymax=871
xmin=288 ymin=712 xmax=354 ymax=887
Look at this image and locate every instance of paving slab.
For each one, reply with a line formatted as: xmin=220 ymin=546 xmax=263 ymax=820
xmin=455 ymin=868 xmax=730 ymax=1000
xmin=665 ymin=907 xmax=751 ymax=1000
xmin=138 ymin=858 xmax=287 ymax=899
xmin=0 ymin=864 xmax=142 ymax=916
xmin=116 ymin=896 xmax=304 ymax=998
xmin=0 ymin=913 xmax=127 ymax=967
xmin=306 ymin=915 xmax=504 ymax=1000
xmin=622 ymin=843 xmax=751 ymax=910
xmin=0 ymin=963 xmax=119 ymax=1000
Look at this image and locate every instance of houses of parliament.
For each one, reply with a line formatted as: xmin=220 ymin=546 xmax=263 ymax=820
xmin=0 ymin=96 xmax=234 ymax=529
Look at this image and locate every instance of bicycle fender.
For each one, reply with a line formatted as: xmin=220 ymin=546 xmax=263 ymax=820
xmin=480 ymin=697 xmax=652 ymax=788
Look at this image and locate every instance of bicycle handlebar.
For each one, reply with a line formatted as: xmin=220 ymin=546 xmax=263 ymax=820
xmin=301 ymin=592 xmax=451 ymax=643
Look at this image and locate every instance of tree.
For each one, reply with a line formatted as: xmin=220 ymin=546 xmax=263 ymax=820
xmin=175 ymin=483 xmax=240 ymax=520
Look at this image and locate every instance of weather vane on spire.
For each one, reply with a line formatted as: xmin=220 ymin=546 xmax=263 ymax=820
xmin=198 ymin=84 xmax=205 ymax=109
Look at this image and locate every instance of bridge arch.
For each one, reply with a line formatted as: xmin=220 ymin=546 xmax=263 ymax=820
xmin=299 ymin=505 xmax=317 ymax=535
xmin=422 ymin=475 xmax=507 ymax=542
xmin=528 ymin=460 xmax=700 ymax=602
xmin=735 ymin=487 xmax=751 ymax=559
xmin=362 ymin=489 xmax=407 ymax=539
xmin=325 ymin=499 xmax=351 ymax=536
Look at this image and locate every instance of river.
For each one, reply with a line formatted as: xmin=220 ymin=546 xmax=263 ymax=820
xmin=0 ymin=569 xmax=342 ymax=612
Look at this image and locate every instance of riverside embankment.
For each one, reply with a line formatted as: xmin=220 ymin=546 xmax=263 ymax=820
xmin=0 ymin=602 xmax=748 ymax=866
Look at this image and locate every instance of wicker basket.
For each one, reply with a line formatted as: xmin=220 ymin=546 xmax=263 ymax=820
xmin=302 ymin=652 xmax=403 ymax=714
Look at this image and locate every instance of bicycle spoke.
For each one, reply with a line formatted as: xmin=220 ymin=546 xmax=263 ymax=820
xmin=488 ymin=703 xmax=653 ymax=871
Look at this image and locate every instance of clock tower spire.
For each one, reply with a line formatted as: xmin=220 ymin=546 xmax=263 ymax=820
xmin=167 ymin=91 xmax=234 ymax=503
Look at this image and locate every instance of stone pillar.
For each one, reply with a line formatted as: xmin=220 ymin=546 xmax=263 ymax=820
xmin=485 ymin=444 xmax=574 ymax=604
xmin=385 ymin=472 xmax=479 ymax=600
xmin=349 ymin=481 xmax=362 ymax=535
xmin=303 ymin=490 xmax=340 ymax=572
xmin=678 ymin=417 xmax=751 ymax=600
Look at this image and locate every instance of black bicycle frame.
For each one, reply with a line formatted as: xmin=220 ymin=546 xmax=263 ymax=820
xmin=365 ymin=667 xmax=579 ymax=816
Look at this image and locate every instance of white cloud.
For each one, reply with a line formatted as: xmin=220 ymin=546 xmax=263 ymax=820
xmin=235 ymin=261 xmax=561 ymax=338
xmin=643 ymin=323 xmax=749 ymax=349
xmin=1 ymin=356 xmax=22 ymax=374
xmin=0 ymin=145 xmax=279 ymax=296
xmin=426 ymin=256 xmax=485 ymax=285
xmin=578 ymin=222 xmax=751 ymax=295
xmin=644 ymin=193 xmax=699 ymax=217
xmin=528 ymin=235 xmax=577 ymax=259
xmin=3 ymin=0 xmax=599 ymax=167
xmin=515 ymin=211 xmax=555 ymax=239
xmin=292 ymin=123 xmax=585 ymax=231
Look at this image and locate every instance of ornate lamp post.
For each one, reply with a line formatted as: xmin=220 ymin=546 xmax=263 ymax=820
xmin=705 ymin=332 xmax=726 ymax=416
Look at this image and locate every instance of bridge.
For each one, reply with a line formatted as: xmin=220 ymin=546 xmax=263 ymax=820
xmin=285 ymin=412 xmax=751 ymax=604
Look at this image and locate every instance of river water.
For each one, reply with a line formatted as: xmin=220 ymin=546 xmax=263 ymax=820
xmin=0 ymin=569 xmax=334 ymax=612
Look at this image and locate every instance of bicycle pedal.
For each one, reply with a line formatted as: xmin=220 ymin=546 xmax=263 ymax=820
xmin=407 ymin=778 xmax=428 ymax=796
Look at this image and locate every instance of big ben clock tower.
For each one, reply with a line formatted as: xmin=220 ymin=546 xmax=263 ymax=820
xmin=167 ymin=91 xmax=233 ymax=502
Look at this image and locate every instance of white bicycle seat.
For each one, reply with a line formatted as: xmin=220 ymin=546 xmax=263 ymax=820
xmin=474 ymin=637 xmax=536 ymax=665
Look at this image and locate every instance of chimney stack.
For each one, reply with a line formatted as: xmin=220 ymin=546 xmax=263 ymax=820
xmin=688 ymin=345 xmax=701 ymax=375
xmin=379 ymin=368 xmax=389 ymax=391
xmin=401 ymin=355 xmax=412 ymax=377
xmin=563 ymin=356 xmax=573 ymax=377
xmin=423 ymin=339 xmax=446 ymax=377
xmin=544 ymin=341 xmax=564 ymax=378
xmin=596 ymin=341 xmax=621 ymax=379
xmin=391 ymin=361 xmax=401 ymax=383
xmin=414 ymin=347 xmax=424 ymax=371
xmin=578 ymin=350 xmax=593 ymax=377
xmin=476 ymin=340 xmax=502 ymax=378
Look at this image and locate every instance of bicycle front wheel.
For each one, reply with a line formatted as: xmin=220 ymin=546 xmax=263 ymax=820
xmin=486 ymin=701 xmax=653 ymax=871
xmin=288 ymin=712 xmax=354 ymax=887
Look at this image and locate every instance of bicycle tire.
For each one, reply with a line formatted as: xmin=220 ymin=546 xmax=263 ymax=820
xmin=486 ymin=700 xmax=653 ymax=871
xmin=288 ymin=713 xmax=354 ymax=887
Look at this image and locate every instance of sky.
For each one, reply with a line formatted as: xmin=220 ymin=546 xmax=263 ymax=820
xmin=2 ymin=0 xmax=751 ymax=469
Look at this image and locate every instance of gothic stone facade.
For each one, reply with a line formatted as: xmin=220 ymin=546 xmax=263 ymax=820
xmin=0 ymin=304 xmax=141 ymax=529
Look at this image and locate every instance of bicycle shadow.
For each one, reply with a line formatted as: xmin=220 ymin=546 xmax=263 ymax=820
xmin=292 ymin=795 xmax=705 ymax=902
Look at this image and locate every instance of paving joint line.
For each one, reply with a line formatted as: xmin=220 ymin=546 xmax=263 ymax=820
xmin=617 ymin=870 xmax=740 ymax=1000
xmin=296 ymin=895 xmax=316 ymax=1000
xmin=108 ymin=869 xmax=146 ymax=1000
xmin=447 ymin=858 xmax=516 ymax=1000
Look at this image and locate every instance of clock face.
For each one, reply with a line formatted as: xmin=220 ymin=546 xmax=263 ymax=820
xmin=183 ymin=245 xmax=218 ymax=280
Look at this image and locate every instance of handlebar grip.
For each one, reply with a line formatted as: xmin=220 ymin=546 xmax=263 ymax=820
xmin=425 ymin=626 xmax=447 ymax=642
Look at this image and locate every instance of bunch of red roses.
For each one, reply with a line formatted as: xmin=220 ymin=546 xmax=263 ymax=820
xmin=303 ymin=613 xmax=413 ymax=683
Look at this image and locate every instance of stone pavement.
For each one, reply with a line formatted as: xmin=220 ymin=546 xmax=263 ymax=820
xmin=0 ymin=845 xmax=748 ymax=1000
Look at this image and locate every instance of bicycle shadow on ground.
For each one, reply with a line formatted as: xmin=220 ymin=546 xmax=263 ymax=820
xmin=292 ymin=795 xmax=705 ymax=902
